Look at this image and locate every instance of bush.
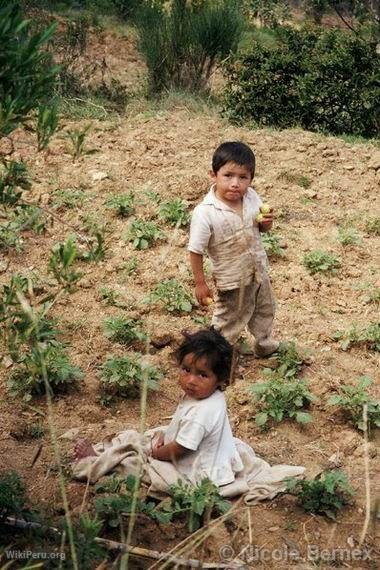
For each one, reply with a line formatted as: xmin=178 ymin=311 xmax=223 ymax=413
xmin=147 ymin=279 xmax=193 ymax=314
xmin=328 ymin=376 xmax=380 ymax=432
xmin=223 ymin=27 xmax=380 ymax=137
xmin=103 ymin=316 xmax=147 ymax=345
xmin=135 ymin=0 xmax=244 ymax=94
xmin=303 ymin=250 xmax=340 ymax=274
xmin=0 ymin=471 xmax=29 ymax=521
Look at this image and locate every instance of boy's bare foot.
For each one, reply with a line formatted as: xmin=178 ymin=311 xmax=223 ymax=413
xmin=73 ymin=439 xmax=96 ymax=462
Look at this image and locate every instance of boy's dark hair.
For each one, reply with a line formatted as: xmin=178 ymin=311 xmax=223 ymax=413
xmin=176 ymin=328 xmax=233 ymax=385
xmin=212 ymin=141 xmax=255 ymax=177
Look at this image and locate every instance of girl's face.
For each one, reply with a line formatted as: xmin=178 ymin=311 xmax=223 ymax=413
xmin=179 ymin=353 xmax=220 ymax=399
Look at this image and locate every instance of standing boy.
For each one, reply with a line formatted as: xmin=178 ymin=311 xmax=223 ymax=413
xmin=188 ymin=141 xmax=279 ymax=357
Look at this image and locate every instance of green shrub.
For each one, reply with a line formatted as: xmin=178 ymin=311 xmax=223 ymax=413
xmin=261 ymin=231 xmax=285 ymax=258
xmin=250 ymin=376 xmax=315 ymax=427
xmin=99 ymin=354 xmax=162 ymax=403
xmin=337 ymin=225 xmax=362 ymax=246
xmin=52 ymin=188 xmax=87 ymax=209
xmin=48 ymin=234 xmax=83 ymax=289
xmin=0 ymin=160 xmax=31 ymax=207
xmin=125 ymin=219 xmax=162 ymax=250
xmin=223 ymin=27 xmax=380 ymax=137
xmin=105 ymin=192 xmax=135 ymax=217
xmin=286 ymin=470 xmax=354 ymax=519
xmin=264 ymin=341 xmax=304 ymax=380
xmin=333 ymin=322 xmax=380 ymax=352
xmin=103 ymin=316 xmax=147 ymax=345
xmin=0 ymin=471 xmax=29 ymax=521
xmin=328 ymin=376 xmax=380 ymax=432
xmin=159 ymin=198 xmax=190 ymax=227
xmin=303 ymin=250 xmax=340 ymax=274
xmin=147 ymin=279 xmax=193 ymax=314
xmin=136 ymin=0 xmax=244 ymax=94
xmin=168 ymin=478 xmax=230 ymax=532
xmin=37 ymin=103 xmax=59 ymax=151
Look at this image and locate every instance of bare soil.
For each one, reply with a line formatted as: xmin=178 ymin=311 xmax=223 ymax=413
xmin=0 ymin=20 xmax=379 ymax=570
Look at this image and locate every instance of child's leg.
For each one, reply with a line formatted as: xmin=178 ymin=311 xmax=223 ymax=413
xmin=247 ymin=274 xmax=279 ymax=357
xmin=211 ymin=286 xmax=255 ymax=344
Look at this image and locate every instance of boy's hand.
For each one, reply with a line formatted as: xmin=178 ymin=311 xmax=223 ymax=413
xmin=195 ymin=282 xmax=213 ymax=306
xmin=259 ymin=209 xmax=274 ymax=232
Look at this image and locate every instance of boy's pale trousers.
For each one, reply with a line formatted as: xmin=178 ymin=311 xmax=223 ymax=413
xmin=211 ymin=273 xmax=279 ymax=356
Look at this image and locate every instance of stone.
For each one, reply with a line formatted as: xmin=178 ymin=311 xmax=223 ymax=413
xmin=368 ymin=151 xmax=380 ymax=171
xmin=59 ymin=428 xmax=80 ymax=440
xmin=91 ymin=171 xmax=109 ymax=182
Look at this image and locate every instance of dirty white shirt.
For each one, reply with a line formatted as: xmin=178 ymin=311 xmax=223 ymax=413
xmin=164 ymin=390 xmax=244 ymax=486
xmin=188 ymin=186 xmax=268 ymax=290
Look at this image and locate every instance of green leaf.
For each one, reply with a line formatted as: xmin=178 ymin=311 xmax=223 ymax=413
xmin=255 ymin=412 xmax=268 ymax=426
xmin=295 ymin=412 xmax=312 ymax=424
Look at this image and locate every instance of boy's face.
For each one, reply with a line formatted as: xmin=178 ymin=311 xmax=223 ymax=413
xmin=179 ymin=353 xmax=219 ymax=400
xmin=210 ymin=161 xmax=252 ymax=204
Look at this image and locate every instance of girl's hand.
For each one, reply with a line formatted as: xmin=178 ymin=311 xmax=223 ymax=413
xmin=195 ymin=282 xmax=213 ymax=306
xmin=259 ymin=209 xmax=274 ymax=232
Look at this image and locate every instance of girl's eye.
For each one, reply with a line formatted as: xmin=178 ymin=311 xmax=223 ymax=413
xmin=181 ymin=366 xmax=190 ymax=373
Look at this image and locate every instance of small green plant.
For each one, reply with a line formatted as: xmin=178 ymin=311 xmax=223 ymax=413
xmin=168 ymin=478 xmax=230 ymax=532
xmin=125 ymin=218 xmax=162 ymax=250
xmin=122 ymin=256 xmax=138 ymax=276
xmin=37 ymin=103 xmax=59 ymax=151
xmin=337 ymin=225 xmax=362 ymax=246
xmin=147 ymin=279 xmax=193 ymax=313
xmin=159 ymin=198 xmax=190 ymax=227
xmin=66 ymin=124 xmax=96 ymax=161
xmin=0 ymin=220 xmax=23 ymax=251
xmin=250 ymin=377 xmax=315 ymax=427
xmin=70 ymin=514 xmax=107 ymax=568
xmin=143 ymin=189 xmax=161 ymax=204
xmin=99 ymin=287 xmax=119 ymax=306
xmin=303 ymin=250 xmax=340 ymax=275
xmin=191 ymin=315 xmax=210 ymax=326
xmin=333 ymin=322 xmax=380 ymax=352
xmin=99 ymin=354 xmax=162 ymax=403
xmin=265 ymin=341 xmax=304 ymax=380
xmin=261 ymin=232 xmax=285 ymax=258
xmin=0 ymin=160 xmax=31 ymax=206
xmin=48 ymin=234 xmax=82 ymax=289
xmin=12 ymin=205 xmax=47 ymax=234
xmin=105 ymin=192 xmax=135 ymax=217
xmin=0 ymin=471 xmax=29 ymax=521
xmin=81 ymin=230 xmax=106 ymax=262
xmin=103 ymin=316 xmax=147 ymax=345
xmin=328 ymin=376 xmax=380 ymax=432
xmin=52 ymin=188 xmax=87 ymax=209
xmin=95 ymin=474 xmax=170 ymax=527
xmin=286 ymin=470 xmax=355 ymax=519
xmin=365 ymin=217 xmax=380 ymax=236
xmin=279 ymin=171 xmax=312 ymax=189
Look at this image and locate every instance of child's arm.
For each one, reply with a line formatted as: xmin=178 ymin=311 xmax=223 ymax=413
xmin=190 ymin=252 xmax=213 ymax=305
xmin=151 ymin=440 xmax=189 ymax=462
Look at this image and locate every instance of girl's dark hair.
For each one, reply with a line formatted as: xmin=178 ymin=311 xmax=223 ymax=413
xmin=212 ymin=141 xmax=255 ymax=177
xmin=176 ymin=328 xmax=233 ymax=385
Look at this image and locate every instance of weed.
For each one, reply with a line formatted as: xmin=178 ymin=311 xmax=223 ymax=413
xmin=0 ymin=220 xmax=23 ymax=251
xmin=286 ymin=470 xmax=354 ymax=519
xmin=143 ymin=189 xmax=161 ymax=204
xmin=105 ymin=192 xmax=135 ymax=217
xmin=147 ymin=279 xmax=193 ymax=314
xmin=333 ymin=322 xmax=380 ymax=352
xmin=0 ymin=471 xmax=29 ymax=521
xmin=337 ymin=225 xmax=362 ymax=246
xmin=279 ymin=171 xmax=312 ymax=189
xmin=52 ymin=188 xmax=87 ymax=209
xmin=66 ymin=124 xmax=96 ymax=161
xmin=11 ymin=205 xmax=47 ymax=234
xmin=303 ymin=250 xmax=340 ymax=275
xmin=99 ymin=354 xmax=162 ymax=402
xmin=365 ymin=217 xmax=380 ymax=236
xmin=0 ymin=160 xmax=31 ymax=206
xmin=70 ymin=514 xmax=107 ymax=568
xmin=103 ymin=316 xmax=147 ymax=345
xmin=191 ymin=315 xmax=210 ymax=326
xmin=125 ymin=218 xmax=162 ymax=250
xmin=265 ymin=341 xmax=304 ymax=380
xmin=37 ymin=103 xmax=59 ymax=151
xmin=122 ymin=256 xmax=138 ymax=276
xmin=159 ymin=198 xmax=190 ymax=227
xmin=261 ymin=231 xmax=285 ymax=258
xmin=99 ymin=287 xmax=119 ymax=306
xmin=250 ymin=377 xmax=315 ymax=427
xmin=81 ymin=230 xmax=106 ymax=262
xmin=362 ymin=286 xmax=380 ymax=305
xmin=48 ymin=234 xmax=82 ymax=290
xmin=328 ymin=376 xmax=380 ymax=432
xmin=168 ymin=478 xmax=230 ymax=532
xmin=95 ymin=474 xmax=170 ymax=527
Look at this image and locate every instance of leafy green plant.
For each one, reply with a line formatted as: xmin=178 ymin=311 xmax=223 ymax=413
xmin=261 ymin=231 xmax=285 ymax=258
xmin=11 ymin=205 xmax=47 ymax=234
xmin=328 ymin=376 xmax=380 ymax=432
xmin=360 ymin=285 xmax=380 ymax=305
xmin=125 ymin=218 xmax=162 ymax=250
xmin=250 ymin=0 xmax=291 ymax=27
xmin=147 ymin=279 xmax=193 ymax=313
xmin=37 ymin=103 xmax=59 ymax=151
xmin=99 ymin=287 xmax=119 ymax=306
xmin=143 ymin=189 xmax=161 ymax=204
xmin=52 ymin=188 xmax=87 ymax=209
xmin=250 ymin=377 xmax=315 ymax=427
xmin=105 ymin=192 xmax=135 ymax=217
xmin=103 ymin=316 xmax=147 ymax=345
xmin=122 ymin=256 xmax=138 ymax=276
xmin=159 ymin=199 xmax=190 ymax=227
xmin=303 ymin=250 xmax=340 ymax=275
xmin=0 ymin=160 xmax=31 ymax=206
xmin=286 ymin=470 xmax=355 ymax=519
xmin=70 ymin=514 xmax=107 ymax=569
xmin=168 ymin=478 xmax=230 ymax=532
xmin=0 ymin=471 xmax=29 ymax=521
xmin=337 ymin=225 xmax=362 ymax=246
xmin=333 ymin=322 xmax=380 ymax=352
xmin=95 ymin=474 xmax=170 ymax=527
xmin=66 ymin=124 xmax=96 ymax=161
xmin=81 ymin=230 xmax=106 ymax=262
xmin=48 ymin=235 xmax=82 ymax=289
xmin=265 ymin=341 xmax=304 ymax=380
xmin=99 ymin=354 xmax=162 ymax=403
xmin=279 ymin=171 xmax=312 ymax=189
xmin=0 ymin=220 xmax=23 ymax=251
xmin=365 ymin=217 xmax=380 ymax=236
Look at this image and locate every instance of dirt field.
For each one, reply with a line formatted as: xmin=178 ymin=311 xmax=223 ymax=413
xmin=0 ymin=20 xmax=379 ymax=570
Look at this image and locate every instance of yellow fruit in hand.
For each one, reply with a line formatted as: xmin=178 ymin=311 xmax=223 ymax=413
xmin=260 ymin=203 xmax=271 ymax=214
xmin=203 ymin=297 xmax=213 ymax=306
xmin=256 ymin=213 xmax=264 ymax=223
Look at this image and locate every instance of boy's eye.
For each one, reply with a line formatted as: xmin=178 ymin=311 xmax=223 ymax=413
xmin=181 ymin=366 xmax=190 ymax=373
